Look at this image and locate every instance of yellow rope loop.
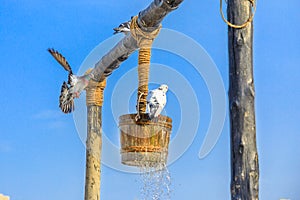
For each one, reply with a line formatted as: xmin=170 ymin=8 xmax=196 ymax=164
xmin=85 ymin=69 xmax=107 ymax=107
xmin=137 ymin=85 xmax=148 ymax=113
xmin=220 ymin=0 xmax=256 ymax=29
xmin=130 ymin=15 xmax=162 ymax=48
xmin=135 ymin=91 xmax=144 ymax=121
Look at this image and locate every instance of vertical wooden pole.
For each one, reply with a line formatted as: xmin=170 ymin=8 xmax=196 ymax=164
xmin=227 ymin=0 xmax=259 ymax=199
xmin=84 ymin=77 xmax=106 ymax=200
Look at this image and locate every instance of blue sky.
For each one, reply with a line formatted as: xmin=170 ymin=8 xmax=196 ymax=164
xmin=1 ymin=0 xmax=300 ymax=199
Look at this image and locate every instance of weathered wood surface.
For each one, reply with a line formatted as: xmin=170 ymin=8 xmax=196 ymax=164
xmin=84 ymin=1 xmax=184 ymax=199
xmin=85 ymin=106 xmax=102 ymax=200
xmin=227 ymin=0 xmax=259 ymax=199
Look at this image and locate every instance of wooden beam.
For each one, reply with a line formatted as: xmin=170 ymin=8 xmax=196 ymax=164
xmin=89 ymin=0 xmax=184 ymax=81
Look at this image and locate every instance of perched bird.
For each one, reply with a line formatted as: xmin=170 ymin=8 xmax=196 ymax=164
xmin=147 ymin=84 xmax=168 ymax=119
xmin=48 ymin=48 xmax=78 ymax=113
xmin=113 ymin=18 xmax=132 ymax=35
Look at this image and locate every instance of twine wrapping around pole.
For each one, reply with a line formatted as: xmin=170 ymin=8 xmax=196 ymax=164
xmin=130 ymin=16 xmax=161 ymax=121
xmin=137 ymin=47 xmax=151 ymax=114
xmin=220 ymin=0 xmax=256 ymax=29
xmin=85 ymin=69 xmax=107 ymax=107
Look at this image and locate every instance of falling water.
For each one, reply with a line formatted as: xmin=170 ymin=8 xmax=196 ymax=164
xmin=139 ymin=162 xmax=172 ymax=200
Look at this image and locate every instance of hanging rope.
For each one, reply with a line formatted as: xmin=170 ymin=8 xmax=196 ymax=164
xmin=130 ymin=16 xmax=161 ymax=121
xmin=137 ymin=47 xmax=151 ymax=114
xmin=85 ymin=69 xmax=107 ymax=107
xmin=135 ymin=91 xmax=144 ymax=121
xmin=220 ymin=0 xmax=256 ymax=29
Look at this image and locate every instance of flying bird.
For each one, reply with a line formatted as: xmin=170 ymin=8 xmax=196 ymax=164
xmin=48 ymin=48 xmax=78 ymax=113
xmin=147 ymin=84 xmax=168 ymax=119
xmin=113 ymin=18 xmax=132 ymax=35
xmin=59 ymin=81 xmax=74 ymax=113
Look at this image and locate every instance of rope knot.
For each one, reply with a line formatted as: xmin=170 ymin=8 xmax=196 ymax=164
xmin=130 ymin=16 xmax=162 ymax=48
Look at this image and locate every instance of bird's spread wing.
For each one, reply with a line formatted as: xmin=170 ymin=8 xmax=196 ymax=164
xmin=48 ymin=48 xmax=72 ymax=73
xmin=59 ymin=82 xmax=74 ymax=113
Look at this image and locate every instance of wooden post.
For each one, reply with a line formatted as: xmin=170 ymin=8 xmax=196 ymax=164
xmin=227 ymin=0 xmax=259 ymax=199
xmin=84 ymin=77 xmax=106 ymax=200
xmin=80 ymin=1 xmax=184 ymax=199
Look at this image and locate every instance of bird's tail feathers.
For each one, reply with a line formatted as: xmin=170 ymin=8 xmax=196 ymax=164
xmin=47 ymin=48 xmax=73 ymax=73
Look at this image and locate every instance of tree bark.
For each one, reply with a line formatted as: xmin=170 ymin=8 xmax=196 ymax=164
xmin=85 ymin=106 xmax=102 ymax=200
xmin=227 ymin=0 xmax=259 ymax=199
xmin=89 ymin=0 xmax=184 ymax=82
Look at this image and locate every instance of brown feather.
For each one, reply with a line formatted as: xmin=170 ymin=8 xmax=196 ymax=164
xmin=48 ymin=48 xmax=73 ymax=74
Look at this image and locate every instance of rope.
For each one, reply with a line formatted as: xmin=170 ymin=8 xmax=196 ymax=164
xmin=135 ymin=92 xmax=144 ymax=121
xmin=85 ymin=69 xmax=107 ymax=107
xmin=121 ymin=146 xmax=165 ymax=153
xmin=220 ymin=0 xmax=256 ymax=29
xmin=130 ymin=16 xmax=161 ymax=48
xmin=137 ymin=48 xmax=151 ymax=114
xmin=130 ymin=16 xmax=161 ymax=120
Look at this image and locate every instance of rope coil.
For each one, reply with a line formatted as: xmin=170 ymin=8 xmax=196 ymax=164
xmin=130 ymin=16 xmax=161 ymax=48
xmin=220 ymin=0 xmax=256 ymax=29
xmin=85 ymin=69 xmax=107 ymax=107
xmin=130 ymin=16 xmax=161 ymax=120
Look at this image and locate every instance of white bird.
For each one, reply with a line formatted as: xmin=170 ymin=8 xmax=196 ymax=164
xmin=147 ymin=84 xmax=168 ymax=119
xmin=48 ymin=48 xmax=80 ymax=113
xmin=113 ymin=18 xmax=132 ymax=35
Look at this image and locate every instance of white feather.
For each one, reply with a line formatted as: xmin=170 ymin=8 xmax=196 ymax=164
xmin=147 ymin=84 xmax=168 ymax=119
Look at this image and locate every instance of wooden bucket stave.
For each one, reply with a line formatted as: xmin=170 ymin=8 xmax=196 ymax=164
xmin=119 ymin=114 xmax=172 ymax=167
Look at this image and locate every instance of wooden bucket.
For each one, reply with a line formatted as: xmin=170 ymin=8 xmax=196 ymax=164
xmin=119 ymin=114 xmax=172 ymax=167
